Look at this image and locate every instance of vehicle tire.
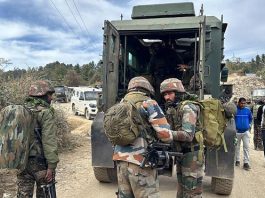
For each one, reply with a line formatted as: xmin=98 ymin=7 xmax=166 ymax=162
xmin=93 ymin=167 xmax=117 ymax=183
xmin=72 ymin=104 xmax=78 ymax=115
xmin=211 ymin=177 xmax=233 ymax=195
xmin=85 ymin=109 xmax=91 ymax=120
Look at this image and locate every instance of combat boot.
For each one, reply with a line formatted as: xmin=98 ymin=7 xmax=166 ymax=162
xmin=243 ymin=163 xmax=251 ymax=170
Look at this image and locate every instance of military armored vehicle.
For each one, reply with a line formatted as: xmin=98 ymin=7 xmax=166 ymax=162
xmin=91 ymin=2 xmax=235 ymax=195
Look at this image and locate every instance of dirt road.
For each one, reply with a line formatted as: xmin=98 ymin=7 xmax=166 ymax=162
xmin=56 ymin=103 xmax=265 ymax=198
xmin=1 ymin=101 xmax=264 ymax=198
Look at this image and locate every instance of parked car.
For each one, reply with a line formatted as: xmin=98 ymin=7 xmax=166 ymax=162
xmin=54 ymin=86 xmax=68 ymax=102
xmin=71 ymin=87 xmax=102 ymax=119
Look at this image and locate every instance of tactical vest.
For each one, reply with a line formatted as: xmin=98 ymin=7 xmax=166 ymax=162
xmin=166 ymin=102 xmax=199 ymax=149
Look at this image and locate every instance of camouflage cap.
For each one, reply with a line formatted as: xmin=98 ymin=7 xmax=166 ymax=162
xmin=29 ymin=80 xmax=55 ymax=96
xmin=128 ymin=76 xmax=155 ymax=95
xmin=160 ymin=78 xmax=185 ymax=94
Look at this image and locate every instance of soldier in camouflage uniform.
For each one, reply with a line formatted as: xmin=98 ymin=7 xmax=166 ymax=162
xmin=114 ymin=76 xmax=193 ymax=198
xmin=252 ymin=100 xmax=264 ymax=150
xmin=160 ymin=78 xmax=203 ymax=198
xmin=17 ymin=80 xmax=59 ymax=198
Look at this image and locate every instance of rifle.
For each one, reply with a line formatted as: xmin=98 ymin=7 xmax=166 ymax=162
xmin=140 ymin=142 xmax=183 ymax=170
xmin=41 ymin=180 xmax=57 ymax=198
xmin=35 ymin=128 xmax=57 ymax=198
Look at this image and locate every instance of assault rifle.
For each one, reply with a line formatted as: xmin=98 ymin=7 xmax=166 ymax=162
xmin=41 ymin=181 xmax=57 ymax=198
xmin=140 ymin=142 xmax=183 ymax=170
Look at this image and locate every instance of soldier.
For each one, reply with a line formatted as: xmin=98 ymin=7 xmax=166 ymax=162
xmin=252 ymin=100 xmax=264 ymax=150
xmin=114 ymin=76 xmax=192 ymax=198
xmin=148 ymin=41 xmax=185 ymax=103
xmin=17 ymin=80 xmax=59 ymax=198
xmin=160 ymin=78 xmax=203 ymax=198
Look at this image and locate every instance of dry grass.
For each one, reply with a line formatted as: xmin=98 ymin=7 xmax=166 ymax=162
xmin=0 ymin=74 xmax=73 ymax=151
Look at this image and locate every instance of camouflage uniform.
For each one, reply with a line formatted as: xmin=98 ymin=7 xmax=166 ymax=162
xmin=160 ymin=78 xmax=204 ymax=198
xmin=113 ymin=77 xmax=174 ymax=198
xmin=17 ymin=81 xmax=59 ymax=198
xmin=252 ymin=103 xmax=264 ymax=150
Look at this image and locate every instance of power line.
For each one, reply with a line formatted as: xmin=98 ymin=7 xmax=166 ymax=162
xmin=48 ymin=0 xmax=76 ymax=36
xmin=64 ymin=0 xmax=84 ymax=34
xmin=72 ymin=0 xmax=90 ymax=36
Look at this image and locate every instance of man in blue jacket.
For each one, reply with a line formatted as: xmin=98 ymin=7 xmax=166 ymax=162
xmin=235 ymin=97 xmax=253 ymax=170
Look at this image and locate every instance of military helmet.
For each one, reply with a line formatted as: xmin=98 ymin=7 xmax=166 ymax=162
xmin=29 ymin=80 xmax=55 ymax=96
xmin=160 ymin=78 xmax=185 ymax=94
xmin=128 ymin=76 xmax=155 ymax=95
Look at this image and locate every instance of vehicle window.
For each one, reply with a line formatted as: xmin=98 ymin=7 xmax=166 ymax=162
xmin=80 ymin=92 xmax=84 ymax=100
xmin=54 ymin=87 xmax=65 ymax=92
xmin=111 ymin=34 xmax=116 ymax=53
xmin=84 ymin=91 xmax=98 ymax=100
xmin=128 ymin=52 xmax=137 ymax=69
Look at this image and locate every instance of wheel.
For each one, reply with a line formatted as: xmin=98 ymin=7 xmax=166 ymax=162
xmin=85 ymin=109 xmax=91 ymax=120
xmin=93 ymin=167 xmax=117 ymax=183
xmin=211 ymin=177 xmax=233 ymax=195
xmin=72 ymin=104 xmax=78 ymax=115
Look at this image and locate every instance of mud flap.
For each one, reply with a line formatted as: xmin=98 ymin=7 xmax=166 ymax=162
xmin=91 ymin=112 xmax=114 ymax=168
xmin=205 ymin=118 xmax=236 ymax=179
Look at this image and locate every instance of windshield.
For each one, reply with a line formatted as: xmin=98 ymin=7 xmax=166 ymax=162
xmin=55 ymin=87 xmax=65 ymax=92
xmin=84 ymin=91 xmax=99 ymax=100
xmin=252 ymin=89 xmax=265 ymax=97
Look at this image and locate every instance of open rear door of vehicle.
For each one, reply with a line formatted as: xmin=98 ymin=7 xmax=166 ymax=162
xmin=92 ymin=20 xmax=120 ymax=173
xmin=102 ymin=20 xmax=120 ymax=111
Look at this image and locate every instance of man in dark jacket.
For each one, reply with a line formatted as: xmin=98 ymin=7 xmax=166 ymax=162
xmin=235 ymin=97 xmax=253 ymax=170
xmin=17 ymin=80 xmax=59 ymax=198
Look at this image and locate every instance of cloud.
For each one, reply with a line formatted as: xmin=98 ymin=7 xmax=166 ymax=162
xmin=0 ymin=0 xmax=265 ymax=70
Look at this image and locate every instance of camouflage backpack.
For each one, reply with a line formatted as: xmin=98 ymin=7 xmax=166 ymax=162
xmin=104 ymin=94 xmax=150 ymax=146
xmin=0 ymin=105 xmax=35 ymax=170
xmin=174 ymin=98 xmax=228 ymax=151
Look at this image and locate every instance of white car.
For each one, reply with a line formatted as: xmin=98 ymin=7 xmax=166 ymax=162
xmin=71 ymin=87 xmax=102 ymax=119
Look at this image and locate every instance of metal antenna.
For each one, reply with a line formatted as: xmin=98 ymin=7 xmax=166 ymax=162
xmin=200 ymin=4 xmax=204 ymax=16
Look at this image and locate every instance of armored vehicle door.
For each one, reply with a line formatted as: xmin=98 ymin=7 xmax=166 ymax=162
xmin=91 ymin=21 xmax=119 ymax=170
xmin=102 ymin=20 xmax=120 ymax=111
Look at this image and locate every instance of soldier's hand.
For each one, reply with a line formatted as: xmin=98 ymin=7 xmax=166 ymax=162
xmin=177 ymin=64 xmax=190 ymax=71
xmin=45 ymin=168 xmax=54 ymax=183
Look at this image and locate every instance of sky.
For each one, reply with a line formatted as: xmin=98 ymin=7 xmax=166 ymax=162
xmin=0 ymin=0 xmax=264 ymax=70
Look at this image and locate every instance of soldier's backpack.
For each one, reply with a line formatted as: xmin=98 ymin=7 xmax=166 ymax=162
xmin=104 ymin=99 xmax=148 ymax=146
xmin=178 ymin=98 xmax=228 ymax=151
xmin=0 ymin=105 xmax=35 ymax=170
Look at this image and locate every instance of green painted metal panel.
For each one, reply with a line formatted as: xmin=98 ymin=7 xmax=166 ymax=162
xmin=131 ymin=3 xmax=195 ymax=19
xmin=111 ymin=16 xmax=222 ymax=31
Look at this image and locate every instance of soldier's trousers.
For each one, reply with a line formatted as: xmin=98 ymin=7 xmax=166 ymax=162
xmin=262 ymin=129 xmax=265 ymax=157
xmin=253 ymin=119 xmax=263 ymax=150
xmin=17 ymin=157 xmax=49 ymax=198
xmin=116 ymin=161 xmax=159 ymax=198
xmin=176 ymin=150 xmax=204 ymax=198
